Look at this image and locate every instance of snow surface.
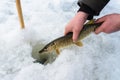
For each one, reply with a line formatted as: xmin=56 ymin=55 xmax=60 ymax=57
xmin=0 ymin=0 xmax=120 ymax=80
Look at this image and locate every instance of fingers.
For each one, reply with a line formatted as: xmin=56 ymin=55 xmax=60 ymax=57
xmin=95 ymin=23 xmax=105 ymax=34
xmin=64 ymin=25 xmax=81 ymax=42
xmin=95 ymin=16 xmax=107 ymax=34
xmin=72 ymin=28 xmax=81 ymax=42
xmin=64 ymin=12 xmax=88 ymax=42
xmin=95 ymin=15 xmax=107 ymax=23
xmin=95 ymin=20 xmax=112 ymax=34
xmin=64 ymin=24 xmax=83 ymax=42
xmin=64 ymin=25 xmax=72 ymax=36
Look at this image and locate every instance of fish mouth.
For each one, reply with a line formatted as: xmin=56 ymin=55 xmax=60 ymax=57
xmin=39 ymin=48 xmax=48 ymax=54
xmin=39 ymin=49 xmax=44 ymax=54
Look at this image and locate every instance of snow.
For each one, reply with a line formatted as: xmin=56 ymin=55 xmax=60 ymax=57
xmin=0 ymin=0 xmax=120 ymax=80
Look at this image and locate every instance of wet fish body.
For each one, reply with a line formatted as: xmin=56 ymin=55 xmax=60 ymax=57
xmin=39 ymin=22 xmax=102 ymax=54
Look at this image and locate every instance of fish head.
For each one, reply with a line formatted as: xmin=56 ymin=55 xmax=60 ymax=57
xmin=39 ymin=47 xmax=48 ymax=54
xmin=39 ymin=42 xmax=56 ymax=54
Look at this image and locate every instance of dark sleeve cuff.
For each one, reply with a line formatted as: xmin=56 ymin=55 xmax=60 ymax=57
xmin=78 ymin=0 xmax=110 ymax=15
xmin=77 ymin=2 xmax=96 ymax=20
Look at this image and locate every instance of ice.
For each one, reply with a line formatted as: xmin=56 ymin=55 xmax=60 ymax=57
xmin=0 ymin=0 xmax=120 ymax=80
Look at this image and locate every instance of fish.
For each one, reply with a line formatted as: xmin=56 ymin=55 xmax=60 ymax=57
xmin=39 ymin=20 xmax=103 ymax=55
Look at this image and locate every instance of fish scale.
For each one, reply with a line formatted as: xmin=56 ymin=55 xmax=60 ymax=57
xmin=39 ymin=21 xmax=103 ymax=55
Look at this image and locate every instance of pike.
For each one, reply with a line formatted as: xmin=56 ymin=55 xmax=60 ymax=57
xmin=39 ymin=20 xmax=103 ymax=55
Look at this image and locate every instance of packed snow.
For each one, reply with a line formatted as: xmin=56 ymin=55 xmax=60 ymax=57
xmin=0 ymin=0 xmax=120 ymax=80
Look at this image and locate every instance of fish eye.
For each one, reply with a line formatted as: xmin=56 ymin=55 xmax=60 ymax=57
xmin=44 ymin=48 xmax=47 ymax=51
xmin=50 ymin=42 xmax=55 ymax=46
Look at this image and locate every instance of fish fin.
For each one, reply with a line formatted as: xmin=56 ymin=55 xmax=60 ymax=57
xmin=86 ymin=19 xmax=95 ymax=24
xmin=56 ymin=49 xmax=60 ymax=55
xmin=75 ymin=41 xmax=83 ymax=47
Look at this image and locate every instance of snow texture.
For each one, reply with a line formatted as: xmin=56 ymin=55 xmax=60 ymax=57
xmin=0 ymin=0 xmax=120 ymax=80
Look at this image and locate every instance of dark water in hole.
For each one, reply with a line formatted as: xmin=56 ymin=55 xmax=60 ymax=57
xmin=31 ymin=42 xmax=57 ymax=65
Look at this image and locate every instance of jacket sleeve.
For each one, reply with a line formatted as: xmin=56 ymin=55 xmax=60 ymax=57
xmin=77 ymin=0 xmax=110 ymax=19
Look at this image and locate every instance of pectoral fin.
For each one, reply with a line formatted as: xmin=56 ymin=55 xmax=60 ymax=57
xmin=75 ymin=41 xmax=83 ymax=47
xmin=56 ymin=49 xmax=60 ymax=55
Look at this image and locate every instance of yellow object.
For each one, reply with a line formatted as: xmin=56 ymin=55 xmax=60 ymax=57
xmin=16 ymin=0 xmax=25 ymax=29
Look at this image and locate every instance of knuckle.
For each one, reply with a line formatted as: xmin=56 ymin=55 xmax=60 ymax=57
xmin=65 ymin=26 xmax=70 ymax=31
xmin=65 ymin=27 xmax=68 ymax=30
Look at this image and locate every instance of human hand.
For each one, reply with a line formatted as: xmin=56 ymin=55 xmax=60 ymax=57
xmin=64 ymin=11 xmax=88 ymax=42
xmin=95 ymin=13 xmax=120 ymax=34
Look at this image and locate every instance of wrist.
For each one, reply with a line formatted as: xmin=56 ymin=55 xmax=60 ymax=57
xmin=76 ymin=11 xmax=89 ymax=20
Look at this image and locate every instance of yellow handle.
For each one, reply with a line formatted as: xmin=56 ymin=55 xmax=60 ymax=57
xmin=16 ymin=0 xmax=25 ymax=29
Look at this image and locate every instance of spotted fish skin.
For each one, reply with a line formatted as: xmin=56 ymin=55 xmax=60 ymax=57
xmin=39 ymin=22 xmax=103 ymax=54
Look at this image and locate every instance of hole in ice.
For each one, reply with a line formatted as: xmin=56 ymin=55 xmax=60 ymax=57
xmin=31 ymin=42 xmax=57 ymax=65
